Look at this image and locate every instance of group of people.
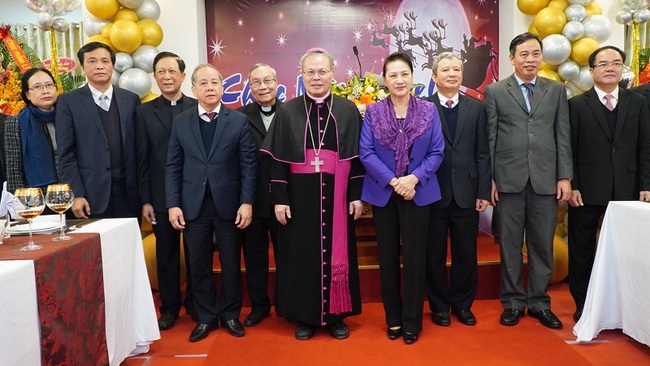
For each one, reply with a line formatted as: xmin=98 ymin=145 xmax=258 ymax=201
xmin=1 ymin=30 xmax=649 ymax=346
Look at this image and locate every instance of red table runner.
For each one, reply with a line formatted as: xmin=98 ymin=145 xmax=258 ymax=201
xmin=0 ymin=232 xmax=109 ymax=365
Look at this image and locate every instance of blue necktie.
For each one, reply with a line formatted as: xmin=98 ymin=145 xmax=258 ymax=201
xmin=523 ymin=83 xmax=534 ymax=110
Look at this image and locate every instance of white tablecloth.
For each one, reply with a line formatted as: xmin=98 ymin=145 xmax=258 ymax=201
xmin=0 ymin=218 xmax=160 ymax=365
xmin=0 ymin=260 xmax=41 ymax=366
xmin=573 ymin=201 xmax=650 ymax=346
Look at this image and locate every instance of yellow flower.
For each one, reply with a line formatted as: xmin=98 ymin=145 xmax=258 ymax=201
xmin=332 ymin=73 xmax=387 ymax=116
xmin=0 ymin=65 xmax=25 ymax=115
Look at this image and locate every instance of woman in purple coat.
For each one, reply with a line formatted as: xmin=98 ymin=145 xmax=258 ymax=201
xmin=359 ymin=52 xmax=444 ymax=344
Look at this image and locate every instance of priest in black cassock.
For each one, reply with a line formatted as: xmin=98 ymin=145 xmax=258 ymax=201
xmin=260 ymin=49 xmax=364 ymax=341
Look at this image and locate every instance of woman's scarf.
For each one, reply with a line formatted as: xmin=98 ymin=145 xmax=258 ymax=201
xmin=367 ymin=96 xmax=434 ymax=176
xmin=17 ymin=104 xmax=58 ymax=187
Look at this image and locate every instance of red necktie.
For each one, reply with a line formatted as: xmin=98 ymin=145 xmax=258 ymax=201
xmin=445 ymin=100 xmax=454 ymax=109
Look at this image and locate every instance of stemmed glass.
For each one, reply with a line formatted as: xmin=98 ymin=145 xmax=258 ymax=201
xmin=14 ymin=188 xmax=45 ymax=251
xmin=45 ymin=183 xmax=75 ymax=241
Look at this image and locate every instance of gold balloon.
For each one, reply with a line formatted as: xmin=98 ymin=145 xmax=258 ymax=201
xmin=547 ymin=0 xmax=569 ymax=11
xmin=550 ymin=236 xmax=569 ymax=284
xmin=137 ymin=19 xmax=164 ymax=47
xmin=571 ymin=38 xmax=599 ymax=66
xmin=541 ymin=62 xmax=559 ymax=71
xmin=85 ymin=0 xmax=120 ymax=20
xmin=555 ymin=223 xmax=568 ymax=238
xmin=100 ymin=23 xmax=113 ymax=39
xmin=584 ymin=2 xmax=602 ymax=16
xmin=114 ymin=8 xmax=139 ymax=23
xmin=142 ymin=233 xmax=187 ymax=290
xmin=140 ymin=91 xmax=159 ymax=103
xmin=517 ymin=0 xmax=550 ymax=16
xmin=109 ymin=19 xmax=143 ymax=53
xmin=534 ymin=7 xmax=567 ymax=38
xmin=528 ymin=21 xmax=538 ymax=35
xmin=85 ymin=34 xmax=115 ymax=51
xmin=538 ymin=69 xmax=562 ymax=82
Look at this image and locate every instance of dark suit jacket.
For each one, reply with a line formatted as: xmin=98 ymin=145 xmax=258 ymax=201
xmin=236 ymin=101 xmax=281 ymax=218
xmin=569 ymin=87 xmax=650 ymax=205
xmin=631 ymin=83 xmax=650 ymax=108
xmin=165 ymin=105 xmax=257 ymax=221
xmin=136 ymin=95 xmax=197 ymax=212
xmin=425 ymin=94 xmax=490 ymax=208
xmin=485 ymin=75 xmax=573 ymax=194
xmin=55 ymin=85 xmax=140 ymax=214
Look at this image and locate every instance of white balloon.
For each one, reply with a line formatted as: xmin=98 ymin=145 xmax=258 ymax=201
xmin=542 ymin=34 xmax=572 ymax=65
xmin=565 ymin=4 xmax=587 ymax=22
xmin=558 ymin=60 xmax=580 ymax=81
xmin=119 ymin=68 xmax=151 ymax=98
xmin=583 ymin=15 xmax=612 ymax=43
xmin=114 ymin=52 xmax=134 ymax=73
xmin=21 ymin=0 xmax=81 ymax=16
xmin=37 ymin=11 xmax=54 ymax=28
xmin=83 ymin=14 xmax=110 ymax=37
xmin=135 ymin=0 xmax=161 ymax=21
xmin=572 ymin=66 xmax=595 ymax=91
xmin=131 ymin=45 xmax=159 ymax=73
xmin=616 ymin=10 xmax=634 ymax=24
xmin=567 ymin=0 xmax=593 ymax=5
xmin=52 ymin=17 xmax=69 ymax=32
xmin=111 ymin=70 xmax=121 ymax=86
xmin=634 ymin=9 xmax=650 ymax=24
xmin=562 ymin=21 xmax=585 ymax=42
xmin=118 ymin=0 xmax=145 ymax=9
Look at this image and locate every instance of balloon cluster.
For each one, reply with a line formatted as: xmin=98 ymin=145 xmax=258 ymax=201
xmin=83 ymin=0 xmax=163 ymax=99
xmin=517 ymin=0 xmax=614 ymax=97
xmin=25 ymin=0 xmax=81 ymax=33
xmin=614 ymin=0 xmax=650 ymax=24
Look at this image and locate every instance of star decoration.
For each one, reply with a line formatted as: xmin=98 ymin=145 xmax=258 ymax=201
xmin=208 ymin=36 xmax=225 ymax=60
xmin=277 ymin=33 xmax=287 ymax=47
xmin=353 ymin=28 xmax=363 ymax=43
xmin=346 ymin=67 xmax=355 ymax=78
xmin=477 ymin=0 xmax=487 ymax=7
xmin=237 ymin=18 xmax=244 ymax=27
xmin=250 ymin=36 xmax=255 ymax=43
xmin=366 ymin=21 xmax=374 ymax=31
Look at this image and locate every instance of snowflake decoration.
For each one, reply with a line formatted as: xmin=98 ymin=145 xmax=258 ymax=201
xmin=237 ymin=18 xmax=244 ymax=27
xmin=277 ymin=34 xmax=287 ymax=47
xmin=353 ymin=28 xmax=363 ymax=43
xmin=208 ymin=36 xmax=225 ymax=60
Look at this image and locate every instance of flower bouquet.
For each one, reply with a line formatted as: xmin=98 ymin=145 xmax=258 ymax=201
xmin=332 ymin=73 xmax=388 ymax=116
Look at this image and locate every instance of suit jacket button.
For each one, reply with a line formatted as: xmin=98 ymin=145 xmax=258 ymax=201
xmin=528 ymin=118 xmax=533 ymax=123
xmin=528 ymin=150 xmax=533 ymax=155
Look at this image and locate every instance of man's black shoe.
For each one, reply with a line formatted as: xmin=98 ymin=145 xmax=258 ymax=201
xmin=528 ymin=309 xmax=563 ymax=329
xmin=453 ymin=309 xmax=477 ymax=326
xmin=432 ymin=312 xmax=450 ymax=326
xmin=189 ymin=322 xmax=217 ymax=342
xmin=326 ymin=321 xmax=349 ymax=340
xmin=500 ymin=308 xmax=524 ymax=326
xmin=158 ymin=313 xmax=177 ymax=330
xmin=244 ymin=311 xmax=270 ymax=327
xmin=221 ymin=318 xmax=245 ymax=337
xmin=295 ymin=323 xmax=315 ymax=340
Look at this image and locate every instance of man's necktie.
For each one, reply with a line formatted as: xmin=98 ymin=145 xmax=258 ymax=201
xmin=445 ymin=100 xmax=454 ymax=109
xmin=523 ymin=83 xmax=534 ymax=109
xmin=604 ymin=94 xmax=614 ymax=111
xmin=99 ymin=94 xmax=109 ymax=111
xmin=204 ymin=112 xmax=217 ymax=121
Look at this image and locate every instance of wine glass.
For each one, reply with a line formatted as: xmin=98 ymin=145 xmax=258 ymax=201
xmin=45 ymin=183 xmax=75 ymax=241
xmin=14 ymin=188 xmax=46 ymax=251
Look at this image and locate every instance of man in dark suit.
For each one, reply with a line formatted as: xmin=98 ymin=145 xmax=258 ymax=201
xmin=166 ymin=64 xmax=257 ymax=342
xmin=485 ymin=33 xmax=572 ymax=329
xmin=236 ymin=63 xmax=280 ymax=327
xmin=424 ymin=52 xmax=490 ymax=327
xmin=136 ymin=52 xmax=197 ymax=330
xmin=56 ymin=42 xmax=140 ymax=219
xmin=568 ymin=46 xmax=650 ymax=322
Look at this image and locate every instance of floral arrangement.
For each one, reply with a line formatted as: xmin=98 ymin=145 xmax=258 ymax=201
xmin=332 ymin=73 xmax=388 ymax=115
xmin=0 ymin=60 xmax=24 ymax=115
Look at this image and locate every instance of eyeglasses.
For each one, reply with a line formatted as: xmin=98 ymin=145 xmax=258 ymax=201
xmin=593 ymin=61 xmax=624 ymax=70
xmin=250 ymin=78 xmax=276 ymax=88
xmin=302 ymin=69 xmax=331 ymax=78
xmin=29 ymin=83 xmax=56 ymax=92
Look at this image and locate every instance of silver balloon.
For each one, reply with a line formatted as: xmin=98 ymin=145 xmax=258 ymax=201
xmin=583 ymin=15 xmax=612 ymax=43
xmin=131 ymin=45 xmax=159 ymax=73
xmin=111 ymin=70 xmax=121 ymax=87
xmin=616 ymin=10 xmax=633 ymax=24
xmin=52 ymin=17 xmax=69 ymax=32
xmin=558 ymin=60 xmax=580 ymax=81
xmin=619 ymin=65 xmax=636 ymax=89
xmin=566 ymin=81 xmax=583 ymax=97
xmin=572 ymin=66 xmax=595 ymax=92
xmin=21 ymin=0 xmax=81 ymax=16
xmin=83 ymin=14 xmax=110 ymax=37
xmin=119 ymin=0 xmax=145 ymax=9
xmin=37 ymin=11 xmax=54 ymax=30
xmin=119 ymin=68 xmax=151 ymax=98
xmin=565 ymin=4 xmax=587 ymax=22
xmin=135 ymin=0 xmax=161 ymax=21
xmin=567 ymin=0 xmax=594 ymax=5
xmin=565 ymin=85 xmax=575 ymax=99
xmin=114 ymin=52 xmax=134 ymax=73
xmin=634 ymin=9 xmax=650 ymax=24
xmin=542 ymin=34 xmax=571 ymax=65
xmin=562 ymin=21 xmax=585 ymax=42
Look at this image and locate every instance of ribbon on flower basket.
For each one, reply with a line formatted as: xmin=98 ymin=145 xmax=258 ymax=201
xmin=0 ymin=181 xmax=24 ymax=220
xmin=0 ymin=26 xmax=32 ymax=74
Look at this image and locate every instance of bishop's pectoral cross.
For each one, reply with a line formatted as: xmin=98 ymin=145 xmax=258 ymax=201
xmin=310 ymin=156 xmax=324 ymax=173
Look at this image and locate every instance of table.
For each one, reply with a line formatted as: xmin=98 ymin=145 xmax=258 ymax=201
xmin=573 ymin=201 xmax=650 ymax=346
xmin=0 ymin=218 xmax=160 ymax=365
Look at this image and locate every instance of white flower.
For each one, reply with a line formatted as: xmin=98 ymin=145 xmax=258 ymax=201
xmin=365 ymin=86 xmax=375 ymax=94
xmin=357 ymin=103 xmax=367 ymax=116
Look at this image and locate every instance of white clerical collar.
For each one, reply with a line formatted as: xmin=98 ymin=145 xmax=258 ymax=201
xmin=88 ymin=84 xmax=113 ymax=104
xmin=306 ymin=91 xmax=331 ymax=104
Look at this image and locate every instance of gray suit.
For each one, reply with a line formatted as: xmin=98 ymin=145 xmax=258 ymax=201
xmin=485 ymin=75 xmax=572 ymax=311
